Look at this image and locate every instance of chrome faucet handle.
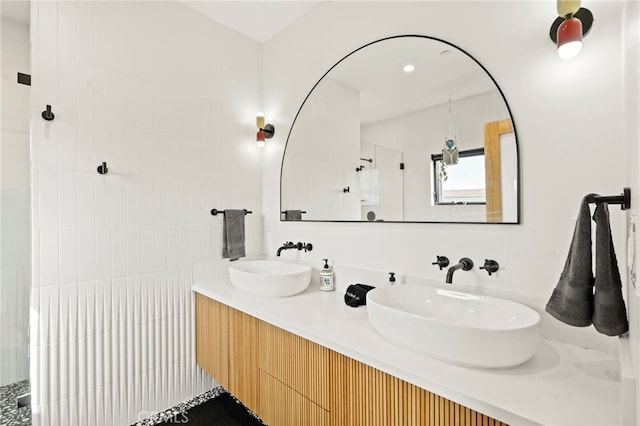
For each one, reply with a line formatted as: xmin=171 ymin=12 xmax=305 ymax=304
xmin=480 ymin=259 xmax=499 ymax=276
xmin=431 ymin=255 xmax=450 ymax=270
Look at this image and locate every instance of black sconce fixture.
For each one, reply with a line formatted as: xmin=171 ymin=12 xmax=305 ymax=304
xmin=256 ymin=113 xmax=275 ymax=148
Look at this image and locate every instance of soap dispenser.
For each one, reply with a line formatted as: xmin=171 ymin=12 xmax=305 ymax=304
xmin=320 ymin=259 xmax=335 ymax=291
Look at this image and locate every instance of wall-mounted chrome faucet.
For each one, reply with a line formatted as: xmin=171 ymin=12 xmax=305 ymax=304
xmin=445 ymin=258 xmax=473 ymax=284
xmin=276 ymin=241 xmax=313 ymax=256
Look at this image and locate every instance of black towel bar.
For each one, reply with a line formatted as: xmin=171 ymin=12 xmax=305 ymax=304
xmin=586 ymin=187 xmax=631 ymax=210
xmin=211 ymin=209 xmax=252 ymax=216
xmin=281 ymin=211 xmax=307 ymax=214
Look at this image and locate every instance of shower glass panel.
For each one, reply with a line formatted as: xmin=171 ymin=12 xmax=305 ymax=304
xmin=1 ymin=3 xmax=32 ymax=425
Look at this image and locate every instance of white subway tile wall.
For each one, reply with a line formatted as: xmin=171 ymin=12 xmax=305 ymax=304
xmin=30 ymin=1 xmax=263 ymax=424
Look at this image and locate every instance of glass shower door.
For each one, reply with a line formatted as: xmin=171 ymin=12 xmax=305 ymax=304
xmin=1 ymin=3 xmax=32 ymax=425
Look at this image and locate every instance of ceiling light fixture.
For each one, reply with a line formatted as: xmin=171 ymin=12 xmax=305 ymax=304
xmin=403 ymin=64 xmax=415 ymax=73
xmin=549 ymin=0 xmax=593 ymax=60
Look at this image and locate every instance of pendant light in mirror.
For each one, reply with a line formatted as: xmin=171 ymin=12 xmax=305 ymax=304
xmin=442 ymin=98 xmax=459 ymax=166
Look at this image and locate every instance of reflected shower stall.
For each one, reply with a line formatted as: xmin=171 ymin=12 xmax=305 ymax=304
xmin=1 ymin=2 xmax=32 ymax=425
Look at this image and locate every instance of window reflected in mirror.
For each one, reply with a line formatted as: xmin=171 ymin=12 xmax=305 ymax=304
xmin=432 ymin=149 xmax=486 ymax=205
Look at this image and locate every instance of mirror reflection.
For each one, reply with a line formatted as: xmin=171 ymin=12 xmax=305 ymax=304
xmin=281 ymin=36 xmax=519 ymax=223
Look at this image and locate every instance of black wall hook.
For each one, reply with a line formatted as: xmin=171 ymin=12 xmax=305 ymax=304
xmin=97 ymin=162 xmax=108 ymax=175
xmin=41 ymin=105 xmax=55 ymax=121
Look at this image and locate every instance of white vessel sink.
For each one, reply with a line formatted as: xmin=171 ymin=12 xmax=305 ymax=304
xmin=228 ymin=260 xmax=312 ymax=297
xmin=367 ymin=285 xmax=541 ymax=368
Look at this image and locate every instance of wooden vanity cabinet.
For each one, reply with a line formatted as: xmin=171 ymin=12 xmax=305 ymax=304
xmin=258 ymin=321 xmax=330 ymax=425
xmin=259 ymin=370 xmax=329 ymax=426
xmin=195 ymin=293 xmax=229 ymax=387
xmin=195 ymin=293 xmax=507 ymax=426
xmin=195 ymin=294 xmax=260 ymax=413
xmin=331 ymin=351 xmax=507 ymax=426
xmin=228 ymin=306 xmax=260 ymax=413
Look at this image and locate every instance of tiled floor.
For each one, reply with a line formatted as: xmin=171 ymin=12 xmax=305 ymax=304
xmin=1 ymin=383 xmax=261 ymax=426
xmin=0 ymin=380 xmax=31 ymax=426
xmin=133 ymin=387 xmax=227 ymax=426
xmin=133 ymin=386 xmax=264 ymax=426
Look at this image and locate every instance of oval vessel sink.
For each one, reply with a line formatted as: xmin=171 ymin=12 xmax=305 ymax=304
xmin=367 ymin=285 xmax=541 ymax=368
xmin=228 ymin=260 xmax=312 ymax=297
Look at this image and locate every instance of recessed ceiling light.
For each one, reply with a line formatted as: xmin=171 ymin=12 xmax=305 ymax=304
xmin=440 ymin=50 xmax=452 ymax=57
xmin=403 ymin=64 xmax=415 ymax=73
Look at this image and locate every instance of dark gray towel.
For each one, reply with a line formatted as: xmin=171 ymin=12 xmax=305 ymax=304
xmin=284 ymin=210 xmax=302 ymax=221
xmin=222 ymin=209 xmax=246 ymax=261
xmin=545 ymin=195 xmax=595 ymax=327
xmin=592 ymin=203 xmax=629 ymax=336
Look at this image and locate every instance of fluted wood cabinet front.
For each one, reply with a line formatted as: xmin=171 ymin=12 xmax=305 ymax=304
xmin=195 ymin=293 xmax=229 ymax=387
xmin=259 ymin=370 xmax=329 ymax=426
xmin=228 ymin=308 xmax=260 ymax=414
xmin=258 ymin=321 xmax=330 ymax=409
xmin=330 ymin=351 xmax=508 ymax=426
xmin=195 ymin=294 xmax=259 ymax=412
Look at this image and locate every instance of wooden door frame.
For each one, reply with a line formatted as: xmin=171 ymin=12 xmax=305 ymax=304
xmin=484 ymin=119 xmax=513 ymax=222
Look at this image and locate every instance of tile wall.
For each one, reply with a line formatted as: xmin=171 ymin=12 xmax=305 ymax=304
xmin=29 ymin=1 xmax=264 ymax=424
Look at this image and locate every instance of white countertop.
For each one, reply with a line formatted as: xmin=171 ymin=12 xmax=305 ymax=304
xmin=193 ymin=279 xmax=622 ymax=426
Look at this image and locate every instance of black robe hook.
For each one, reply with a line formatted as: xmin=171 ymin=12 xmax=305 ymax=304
xmin=41 ymin=105 xmax=55 ymax=121
xmin=97 ymin=162 xmax=108 ymax=175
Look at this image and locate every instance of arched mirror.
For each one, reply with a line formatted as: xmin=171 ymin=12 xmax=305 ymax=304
xmin=281 ymin=35 xmax=520 ymax=224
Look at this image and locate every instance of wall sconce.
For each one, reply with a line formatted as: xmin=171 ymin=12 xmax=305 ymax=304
xmin=256 ymin=112 xmax=275 ymax=148
xmin=549 ymin=0 xmax=593 ymax=60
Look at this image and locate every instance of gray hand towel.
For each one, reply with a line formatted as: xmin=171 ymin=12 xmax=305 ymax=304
xmin=592 ymin=203 xmax=629 ymax=336
xmin=222 ymin=209 xmax=246 ymax=261
xmin=545 ymin=195 xmax=595 ymax=327
xmin=285 ymin=210 xmax=302 ymax=221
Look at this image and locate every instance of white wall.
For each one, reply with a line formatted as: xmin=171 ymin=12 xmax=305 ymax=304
xmin=29 ymin=1 xmax=263 ymax=424
xmin=1 ymin=16 xmax=31 ymax=386
xmin=263 ymin=1 xmax=627 ymax=353
xmin=622 ymin=1 xmax=639 ymax=424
